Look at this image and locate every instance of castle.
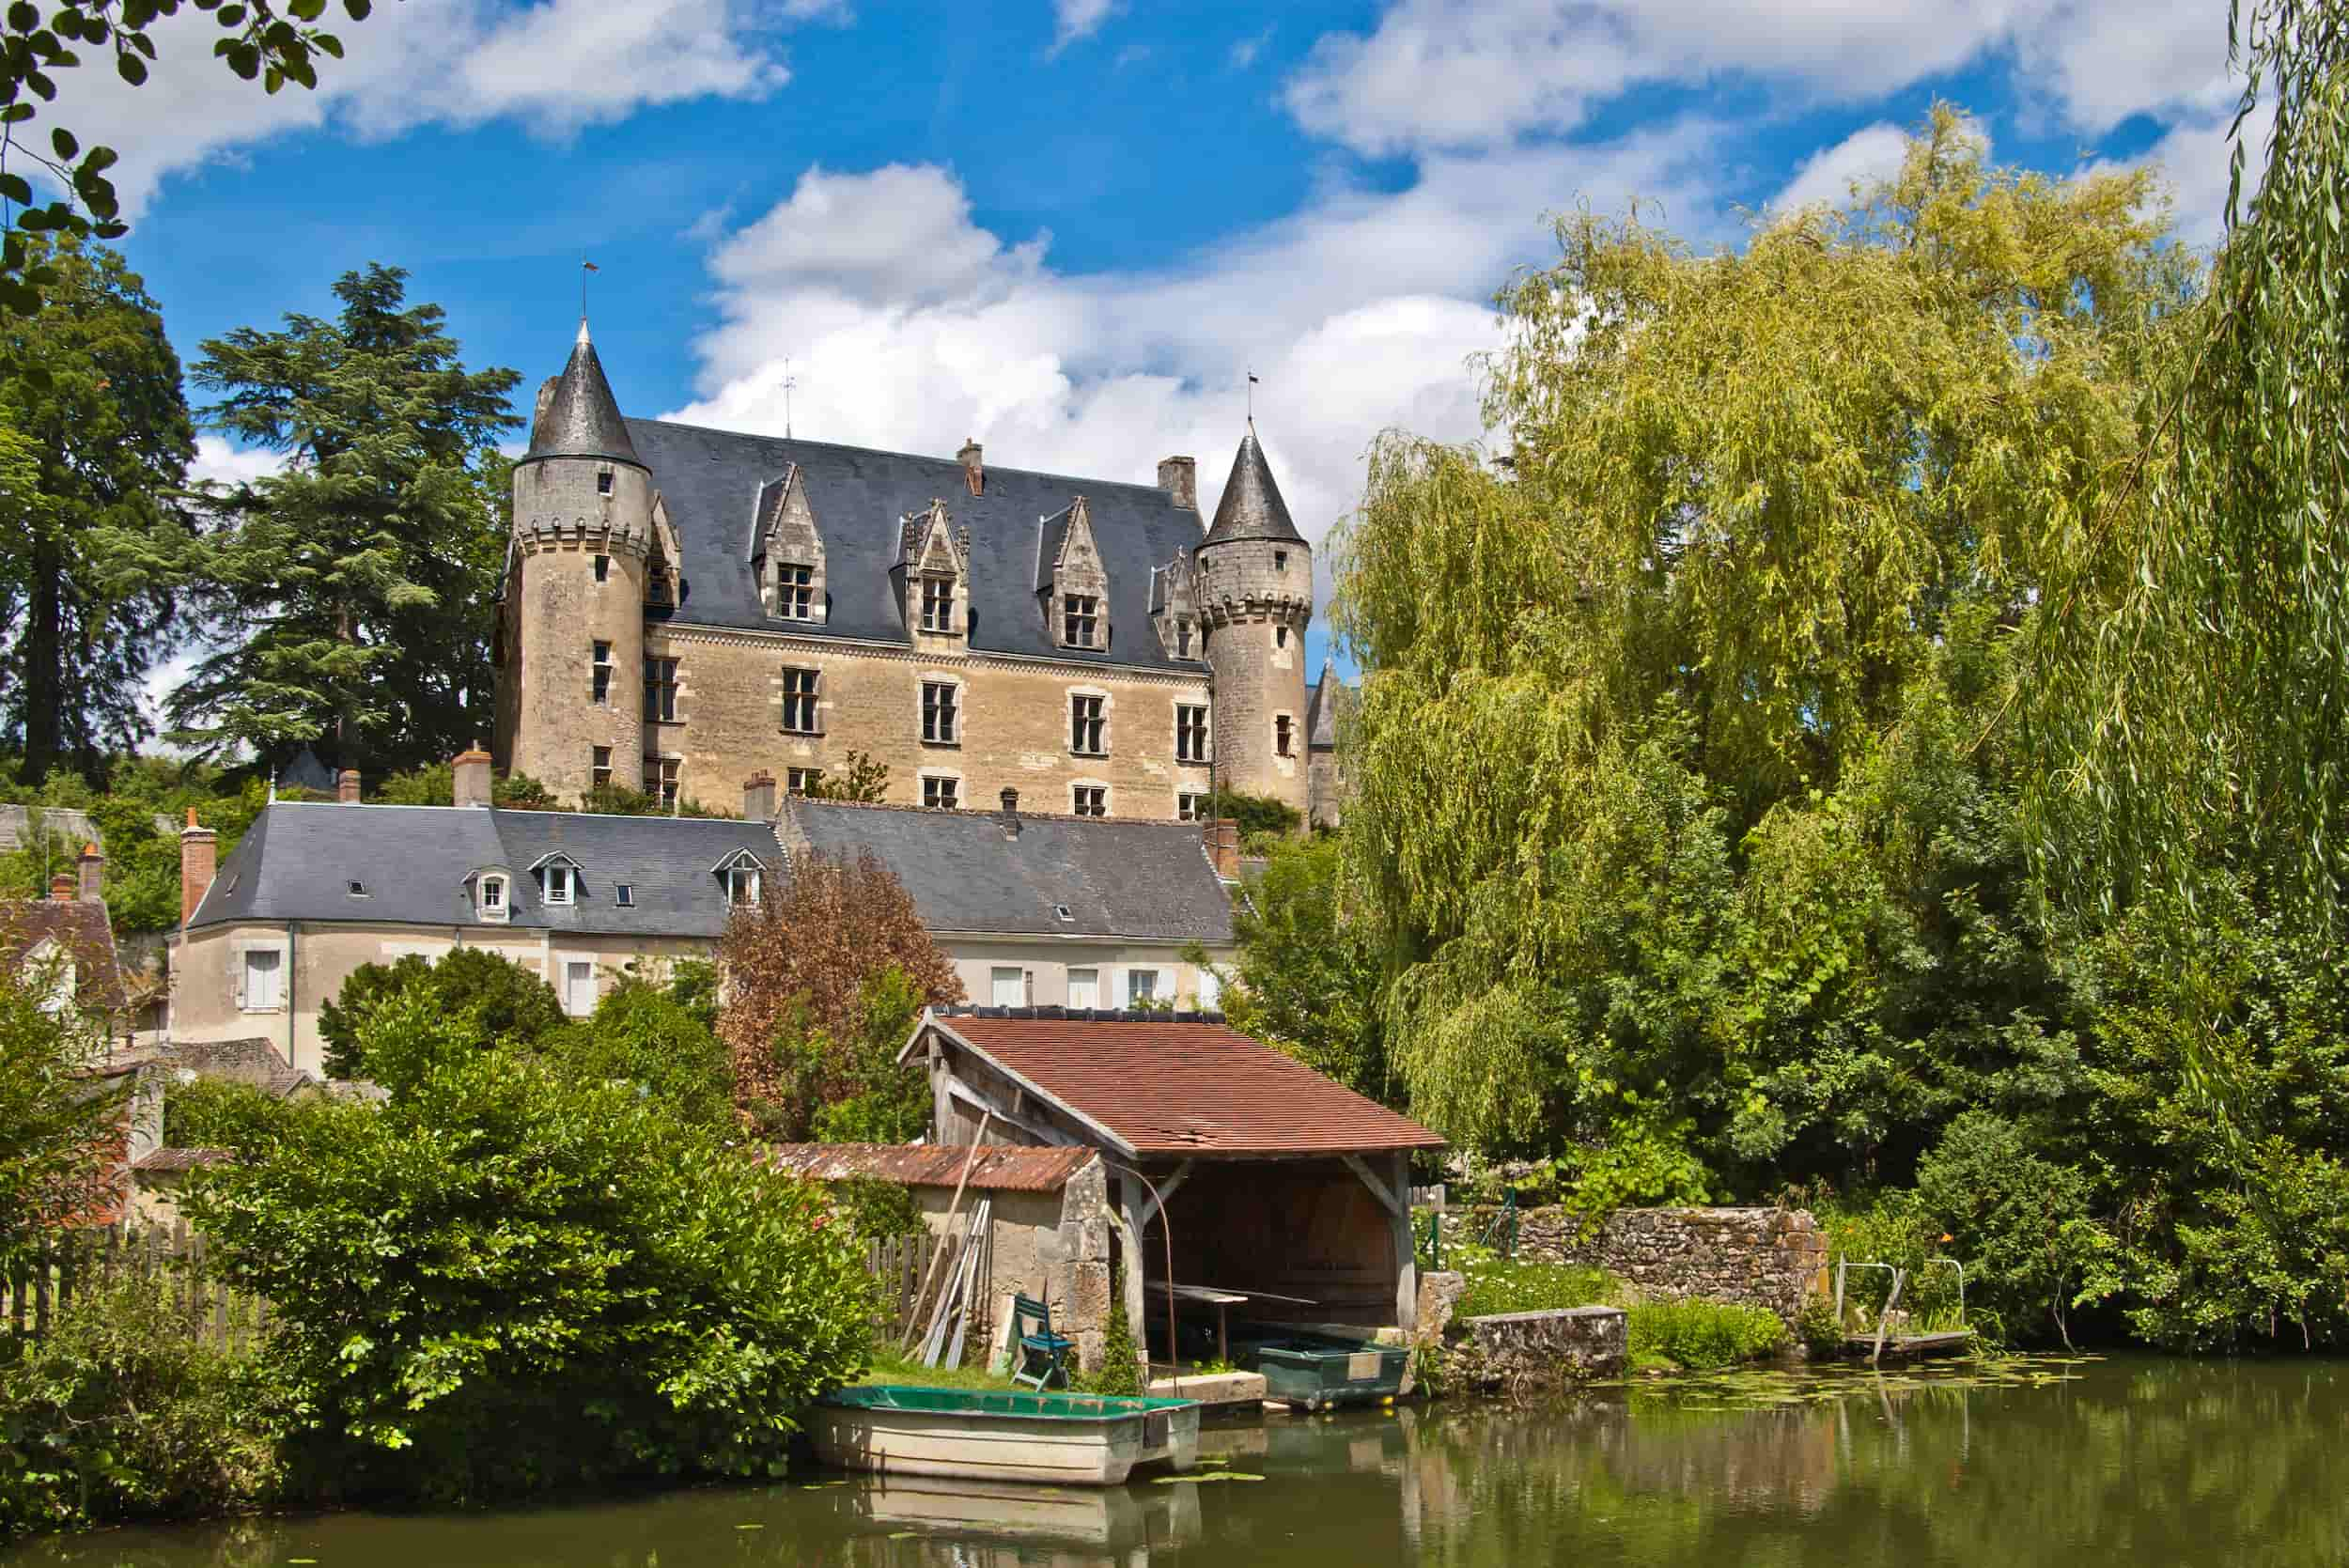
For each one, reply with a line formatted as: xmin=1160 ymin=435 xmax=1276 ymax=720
xmin=492 ymin=321 xmax=1348 ymax=827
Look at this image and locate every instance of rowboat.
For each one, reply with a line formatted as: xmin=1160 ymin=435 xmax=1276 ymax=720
xmin=810 ymin=1386 xmax=1202 ymax=1485
xmin=1240 ymin=1331 xmax=1410 ymax=1409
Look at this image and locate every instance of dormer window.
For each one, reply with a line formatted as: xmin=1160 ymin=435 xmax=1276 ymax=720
xmin=1063 ymin=594 xmax=1099 ymax=649
xmin=713 ymin=849 xmax=768 ymax=908
xmin=481 ymin=876 xmax=505 ymax=911
xmin=544 ymin=865 xmax=574 ymax=905
xmin=777 ymin=563 xmax=814 ymax=620
xmin=533 ymin=852 xmax=583 ymax=908
xmin=921 ymin=576 xmax=955 ymax=632
xmin=1176 ymin=620 xmax=1192 ymax=659
xmin=474 ymin=870 xmax=512 ymax=924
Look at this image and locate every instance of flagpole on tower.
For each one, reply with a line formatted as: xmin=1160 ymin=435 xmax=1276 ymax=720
xmin=1247 ymin=368 xmax=1258 ymax=423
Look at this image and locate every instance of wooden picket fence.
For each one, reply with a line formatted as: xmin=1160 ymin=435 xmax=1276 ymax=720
xmin=3 ymin=1221 xmax=269 ymax=1350
xmin=864 ymin=1232 xmax=956 ymax=1341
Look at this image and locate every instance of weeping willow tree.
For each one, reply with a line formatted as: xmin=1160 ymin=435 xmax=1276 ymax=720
xmin=1336 ymin=109 xmax=2200 ymax=1163
xmin=2023 ymin=1 xmax=2349 ymax=924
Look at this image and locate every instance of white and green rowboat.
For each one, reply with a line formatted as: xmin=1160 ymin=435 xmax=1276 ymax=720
xmin=811 ymin=1386 xmax=1203 ymax=1486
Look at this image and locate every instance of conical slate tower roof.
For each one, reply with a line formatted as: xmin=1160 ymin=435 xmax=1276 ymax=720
xmin=524 ymin=318 xmax=642 ymax=467
xmin=1203 ymin=423 xmax=1304 ymax=547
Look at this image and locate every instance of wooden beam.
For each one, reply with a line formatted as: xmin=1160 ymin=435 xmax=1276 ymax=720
xmin=1391 ymin=1150 xmax=1418 ymax=1335
xmin=944 ymin=1081 xmax=1081 ymax=1148
xmin=1137 ymin=1159 xmax=1194 ymax=1231
xmin=1115 ymin=1181 xmax=1150 ymax=1376
xmin=1343 ymin=1153 xmax=1404 ymax=1219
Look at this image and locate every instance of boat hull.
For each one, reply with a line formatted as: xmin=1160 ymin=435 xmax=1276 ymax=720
xmin=811 ymin=1387 xmax=1201 ymax=1486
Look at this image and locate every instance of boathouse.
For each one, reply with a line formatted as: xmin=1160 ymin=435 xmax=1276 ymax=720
xmin=899 ymin=1007 xmax=1446 ymax=1363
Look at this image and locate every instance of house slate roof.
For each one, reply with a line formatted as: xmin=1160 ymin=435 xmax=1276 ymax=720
xmin=784 ymin=797 xmax=1237 ymax=944
xmin=762 ymin=1141 xmax=1096 ymax=1193
xmin=0 ymin=898 xmax=128 ymax=1012
xmin=925 ymin=1010 xmax=1446 ymax=1158
xmin=623 ymin=416 xmax=1220 ymax=675
xmin=187 ymin=801 xmax=784 ymax=938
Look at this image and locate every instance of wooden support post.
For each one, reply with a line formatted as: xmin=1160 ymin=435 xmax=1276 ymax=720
xmin=1392 ymin=1151 xmax=1418 ymax=1336
xmin=1136 ymin=1160 xmax=1194 ymax=1231
xmin=1117 ymin=1180 xmax=1149 ymax=1373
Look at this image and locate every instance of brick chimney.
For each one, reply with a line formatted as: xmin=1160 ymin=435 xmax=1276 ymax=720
xmin=999 ymin=787 xmax=1020 ymax=840
xmin=337 ymin=768 xmax=362 ymax=804
xmin=49 ymin=872 xmax=72 ymax=901
xmin=1206 ymin=816 xmax=1240 ymax=879
xmin=743 ymin=769 xmax=777 ymax=821
xmin=180 ymin=808 xmax=218 ymax=926
xmin=76 ymin=842 xmax=102 ymax=903
xmin=1158 ymin=455 xmax=1197 ymax=511
xmin=957 ymin=438 xmax=983 ymax=497
xmin=452 ymin=742 xmax=493 ymax=809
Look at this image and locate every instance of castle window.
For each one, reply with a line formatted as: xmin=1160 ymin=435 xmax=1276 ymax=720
xmin=591 ymin=746 xmax=612 ymax=788
xmin=1063 ymin=594 xmax=1099 ymax=649
xmin=650 ymin=757 xmax=679 ymax=808
xmin=594 ymin=553 xmax=610 ymax=583
xmin=1175 ymin=704 xmax=1209 ymax=765
xmin=1275 ymin=714 xmax=1295 ymax=756
xmin=1178 ymin=790 xmax=1210 ymax=822
xmin=1176 ymin=620 xmax=1192 ymax=659
xmin=644 ymin=657 xmax=678 ymax=722
xmin=923 ymin=775 xmax=959 ymax=810
xmin=921 ymin=576 xmax=955 ymax=632
xmin=781 ymin=667 xmax=820 ymax=734
xmin=786 ymin=767 xmax=823 ymax=796
xmin=591 ymin=641 xmax=613 ymax=705
xmin=1073 ymin=784 xmax=1107 ymax=817
xmin=1274 ymin=550 xmax=1287 ymax=570
xmin=1276 ymin=625 xmax=1289 ymax=649
xmin=922 ymin=680 xmax=959 ymax=745
xmin=597 ymin=469 xmax=614 ymax=496
xmin=777 ymin=563 xmax=814 ymax=620
xmin=1070 ymin=693 xmax=1107 ymax=755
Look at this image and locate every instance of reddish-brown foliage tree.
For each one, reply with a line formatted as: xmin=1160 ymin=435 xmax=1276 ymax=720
xmin=717 ymin=848 xmax=963 ymax=1118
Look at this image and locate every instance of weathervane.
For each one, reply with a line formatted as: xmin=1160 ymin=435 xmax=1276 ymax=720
xmin=784 ymin=355 xmax=796 ymax=440
xmin=581 ymin=257 xmax=599 ymax=319
xmin=1247 ymin=368 xmax=1259 ymax=423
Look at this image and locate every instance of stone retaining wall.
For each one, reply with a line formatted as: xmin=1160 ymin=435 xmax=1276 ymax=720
xmin=1454 ymin=1205 xmax=1829 ymax=1327
xmin=1447 ymin=1307 xmax=1626 ymax=1393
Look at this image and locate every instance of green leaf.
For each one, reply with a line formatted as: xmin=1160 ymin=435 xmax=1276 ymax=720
xmin=111 ymin=50 xmax=141 ymax=83
xmin=46 ymin=125 xmax=72 ymax=158
xmin=0 ymin=171 xmax=31 ymax=205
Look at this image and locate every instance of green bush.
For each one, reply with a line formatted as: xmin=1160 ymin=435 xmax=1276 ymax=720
xmin=183 ymin=988 xmax=874 ymax=1506
xmin=1797 ymin=1297 xmax=1844 ymax=1356
xmin=319 ymin=947 xmax=562 ymax=1082
xmin=535 ymin=978 xmax=733 ymax=1128
xmin=160 ymin=1078 xmax=307 ymax=1152
xmin=1450 ymin=1244 xmax=1618 ymax=1318
xmin=832 ymin=1176 xmax=924 ymax=1242
xmin=1626 ymin=1297 xmax=1788 ymax=1370
xmin=1075 ymin=1279 xmax=1143 ymax=1396
xmin=0 ymin=1277 xmax=281 ymax=1537
xmin=1913 ymin=1111 xmax=2117 ymax=1349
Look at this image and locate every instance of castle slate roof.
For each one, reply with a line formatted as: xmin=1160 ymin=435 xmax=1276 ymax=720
xmin=1305 ymin=660 xmax=1351 ymax=750
xmin=1201 ymin=424 xmax=1303 ymax=547
xmin=186 ymin=801 xmax=782 ymax=938
xmin=784 ymin=797 xmax=1236 ymax=944
xmin=623 ymin=417 xmax=1221 ymax=674
xmin=525 ymin=320 xmax=643 ymax=470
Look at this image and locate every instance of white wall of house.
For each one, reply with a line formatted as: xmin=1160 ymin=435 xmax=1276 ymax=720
xmin=941 ymin=936 xmax=1232 ymax=1013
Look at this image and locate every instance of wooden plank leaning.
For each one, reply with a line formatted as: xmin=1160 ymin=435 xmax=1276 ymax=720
xmin=898 ymin=1112 xmax=992 ymax=1352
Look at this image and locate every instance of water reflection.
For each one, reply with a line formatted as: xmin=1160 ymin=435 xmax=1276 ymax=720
xmin=8 ymin=1359 xmax=2348 ymax=1567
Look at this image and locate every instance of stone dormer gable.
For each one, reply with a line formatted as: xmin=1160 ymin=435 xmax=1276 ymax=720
xmin=1149 ymin=550 xmax=1201 ymax=661
xmin=646 ymin=492 xmax=684 ymax=613
xmin=899 ymin=500 xmax=969 ymax=640
xmin=750 ymin=464 xmax=826 ymax=624
xmin=1039 ymin=497 xmax=1111 ymax=653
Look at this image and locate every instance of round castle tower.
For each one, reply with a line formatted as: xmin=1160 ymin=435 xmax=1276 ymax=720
xmin=1194 ymin=425 xmax=1313 ymax=821
xmin=505 ymin=319 xmax=656 ymax=800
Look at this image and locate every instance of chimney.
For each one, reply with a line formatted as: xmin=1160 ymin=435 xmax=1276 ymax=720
xmin=49 ymin=872 xmax=72 ymax=902
xmin=337 ymin=768 xmax=362 ymax=804
xmin=1207 ymin=816 xmax=1240 ymax=880
xmin=179 ymin=808 xmax=218 ymax=926
xmin=76 ymin=842 xmax=103 ymax=903
xmin=957 ymin=438 xmax=983 ymax=497
xmin=999 ymin=787 xmax=1020 ymax=840
xmin=743 ymin=769 xmax=778 ymax=822
xmin=1158 ymin=455 xmax=1197 ymax=511
xmin=452 ymin=741 xmax=494 ymax=809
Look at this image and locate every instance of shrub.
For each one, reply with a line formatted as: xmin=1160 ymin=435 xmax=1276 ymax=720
xmin=0 ymin=972 xmax=121 ymax=1274
xmin=319 ymin=947 xmax=562 ymax=1082
xmin=183 ymin=989 xmax=874 ymax=1506
xmin=832 ymin=1176 xmax=924 ymax=1242
xmin=160 ymin=1078 xmax=306 ymax=1153
xmin=1450 ymin=1244 xmax=1618 ymax=1318
xmin=1626 ymin=1297 xmax=1787 ymax=1370
xmin=1913 ymin=1110 xmax=2118 ymax=1349
xmin=1076 ymin=1282 xmax=1144 ymax=1396
xmin=1797 ymin=1296 xmax=1844 ymax=1356
xmin=0 ymin=1277 xmax=281 ymax=1537
xmin=535 ymin=978 xmax=734 ymax=1128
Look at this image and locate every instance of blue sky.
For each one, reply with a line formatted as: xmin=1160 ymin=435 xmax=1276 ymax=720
xmin=59 ymin=0 xmax=2250 ymax=682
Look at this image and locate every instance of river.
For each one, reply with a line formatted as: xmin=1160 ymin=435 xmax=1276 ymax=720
xmin=7 ymin=1356 xmax=2345 ymax=1566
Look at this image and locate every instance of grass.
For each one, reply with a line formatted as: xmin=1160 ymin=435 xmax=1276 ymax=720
xmin=853 ymin=1345 xmax=1019 ymax=1392
xmin=1626 ymin=1297 xmax=1788 ymax=1371
xmin=1450 ymin=1243 xmax=1621 ymax=1319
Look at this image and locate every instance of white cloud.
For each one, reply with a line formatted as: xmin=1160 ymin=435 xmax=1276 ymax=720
xmin=1229 ymin=26 xmax=1274 ymax=70
xmin=188 ymin=437 xmax=283 ymax=489
xmin=49 ymin=0 xmax=795 ymax=217
xmin=1050 ymin=0 xmax=1117 ymax=54
xmin=1771 ymin=123 xmax=1913 ymax=214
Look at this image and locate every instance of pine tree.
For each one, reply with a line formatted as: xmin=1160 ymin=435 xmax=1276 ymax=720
xmin=0 ymin=238 xmax=194 ymax=784
xmin=170 ymin=265 xmax=520 ymax=775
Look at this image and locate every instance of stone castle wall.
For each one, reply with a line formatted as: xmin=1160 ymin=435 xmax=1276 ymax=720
xmin=1454 ymin=1205 xmax=1830 ymax=1327
xmin=1196 ymin=536 xmax=1312 ymax=816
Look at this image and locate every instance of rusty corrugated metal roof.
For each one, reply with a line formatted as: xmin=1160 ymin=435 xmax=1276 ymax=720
xmin=931 ymin=1014 xmax=1447 ymax=1157
xmin=761 ymin=1141 xmax=1096 ymax=1192
xmin=133 ymin=1147 xmax=234 ymax=1172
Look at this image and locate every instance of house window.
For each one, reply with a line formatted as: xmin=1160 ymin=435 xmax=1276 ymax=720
xmin=593 ymin=553 xmax=610 ymax=583
xmin=543 ymin=864 xmax=575 ymax=905
xmin=922 ymin=680 xmax=959 ymax=744
xmin=650 ymin=757 xmax=679 ymax=808
xmin=1063 ymin=594 xmax=1099 ymax=648
xmin=727 ymin=865 xmax=762 ymax=907
xmin=781 ymin=666 xmax=820 ymax=734
xmin=597 ymin=469 xmax=614 ymax=496
xmin=1178 ymin=790 xmax=1210 ymax=822
xmin=1176 ymin=620 xmax=1192 ymax=659
xmin=777 ymin=563 xmax=814 ymax=620
xmin=591 ymin=746 xmax=612 ymax=788
xmin=920 ymin=576 xmax=955 ymax=632
xmin=1067 ymin=968 xmax=1099 ymax=1009
xmin=1275 ymin=714 xmax=1295 ymax=756
xmin=563 ymin=959 xmax=595 ymax=1017
xmin=479 ymin=875 xmax=506 ymax=912
xmin=1197 ymin=967 xmax=1223 ymax=1011
xmin=1070 ymin=693 xmax=1106 ymax=755
xmin=1126 ymin=969 xmax=1159 ymax=1007
xmin=615 ymin=883 xmax=634 ymax=908
xmin=786 ymin=767 xmax=823 ymax=796
xmin=923 ymin=775 xmax=959 ymax=810
xmin=990 ymin=966 xmax=1026 ymax=1006
xmin=1072 ymin=784 xmax=1106 ymax=817
xmin=644 ymin=656 xmax=678 ymax=722
xmin=591 ymin=641 xmax=613 ymax=705
xmin=1175 ymin=704 xmax=1209 ymax=764
xmin=241 ymin=948 xmax=283 ymax=1012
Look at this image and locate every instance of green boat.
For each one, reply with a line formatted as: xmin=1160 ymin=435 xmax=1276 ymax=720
xmin=1240 ymin=1331 xmax=1410 ymax=1409
xmin=811 ymin=1386 xmax=1202 ymax=1486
